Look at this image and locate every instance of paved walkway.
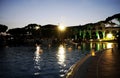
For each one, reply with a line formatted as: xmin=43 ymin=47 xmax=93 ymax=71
xmin=86 ymin=48 xmax=120 ymax=78
xmin=65 ymin=46 xmax=120 ymax=78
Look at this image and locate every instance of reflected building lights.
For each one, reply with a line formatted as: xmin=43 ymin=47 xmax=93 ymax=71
xmin=68 ymin=46 xmax=72 ymax=52
xmin=102 ymin=43 xmax=106 ymax=49
xmin=96 ymin=43 xmax=100 ymax=51
xmin=84 ymin=42 xmax=114 ymax=52
xmin=35 ymin=47 xmax=41 ymax=63
xmin=82 ymin=43 xmax=86 ymax=52
xmin=107 ymin=43 xmax=113 ymax=49
xmin=77 ymin=46 xmax=81 ymax=50
xmin=90 ymin=42 xmax=93 ymax=50
xmin=57 ymin=45 xmax=66 ymax=66
xmin=91 ymin=49 xmax=95 ymax=56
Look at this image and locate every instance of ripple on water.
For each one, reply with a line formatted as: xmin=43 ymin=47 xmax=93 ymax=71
xmin=0 ymin=45 xmax=89 ymax=78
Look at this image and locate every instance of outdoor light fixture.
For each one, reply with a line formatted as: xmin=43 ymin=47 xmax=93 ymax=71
xmin=58 ymin=24 xmax=65 ymax=31
xmin=91 ymin=49 xmax=95 ymax=56
xmin=107 ymin=33 xmax=113 ymax=39
xmin=35 ymin=26 xmax=40 ymax=30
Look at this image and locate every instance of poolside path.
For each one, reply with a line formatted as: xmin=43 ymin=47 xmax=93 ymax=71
xmin=65 ymin=46 xmax=120 ymax=78
xmin=85 ymin=48 xmax=120 ymax=78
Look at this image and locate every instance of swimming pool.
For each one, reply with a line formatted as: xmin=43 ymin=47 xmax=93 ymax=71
xmin=0 ymin=42 xmax=113 ymax=78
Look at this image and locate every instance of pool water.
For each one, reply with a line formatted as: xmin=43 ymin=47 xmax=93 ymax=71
xmin=0 ymin=42 xmax=113 ymax=78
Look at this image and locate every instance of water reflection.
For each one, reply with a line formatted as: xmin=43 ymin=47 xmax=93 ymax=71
xmin=81 ymin=42 xmax=115 ymax=52
xmin=96 ymin=43 xmax=100 ymax=50
xmin=68 ymin=46 xmax=72 ymax=52
xmin=34 ymin=45 xmax=43 ymax=75
xmin=106 ymin=43 xmax=113 ymax=49
xmin=0 ymin=42 xmax=117 ymax=78
xmin=103 ymin=43 xmax=106 ymax=49
xmin=57 ymin=45 xmax=66 ymax=66
xmin=90 ymin=48 xmax=96 ymax=56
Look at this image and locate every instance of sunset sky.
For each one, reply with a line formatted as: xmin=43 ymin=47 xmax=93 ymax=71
xmin=0 ymin=0 xmax=120 ymax=29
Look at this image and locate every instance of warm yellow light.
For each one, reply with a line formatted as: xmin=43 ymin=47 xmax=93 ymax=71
xmin=58 ymin=24 xmax=65 ymax=31
xmin=107 ymin=43 xmax=113 ymax=49
xmin=57 ymin=45 xmax=66 ymax=66
xmin=107 ymin=33 xmax=113 ymax=39
xmin=34 ymin=45 xmax=42 ymax=75
xmin=99 ymin=39 xmax=102 ymax=41
xmin=91 ymin=49 xmax=95 ymax=56
xmin=78 ymin=46 xmax=81 ymax=49
xmin=36 ymin=44 xmax=43 ymax=53
xmin=35 ymin=26 xmax=40 ymax=30
xmin=68 ymin=47 xmax=72 ymax=52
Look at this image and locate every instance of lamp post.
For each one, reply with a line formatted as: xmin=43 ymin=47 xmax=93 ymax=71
xmin=58 ymin=23 xmax=66 ymax=43
xmin=106 ymin=33 xmax=113 ymax=40
xmin=58 ymin=23 xmax=66 ymax=31
xmin=35 ymin=25 xmax=40 ymax=38
xmin=35 ymin=26 xmax=40 ymax=30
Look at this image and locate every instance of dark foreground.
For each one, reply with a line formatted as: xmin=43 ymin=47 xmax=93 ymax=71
xmin=65 ymin=45 xmax=120 ymax=78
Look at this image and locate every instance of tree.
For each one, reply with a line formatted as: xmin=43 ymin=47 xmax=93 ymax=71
xmin=7 ymin=28 xmax=26 ymax=36
xmin=41 ymin=24 xmax=58 ymax=38
xmin=0 ymin=24 xmax=8 ymax=33
xmin=24 ymin=24 xmax=41 ymax=37
xmin=105 ymin=13 xmax=120 ymax=23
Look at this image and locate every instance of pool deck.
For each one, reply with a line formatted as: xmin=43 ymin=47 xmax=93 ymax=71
xmin=64 ymin=47 xmax=120 ymax=78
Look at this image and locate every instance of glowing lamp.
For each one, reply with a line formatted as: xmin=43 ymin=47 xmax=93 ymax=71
xmin=35 ymin=26 xmax=40 ymax=30
xmin=58 ymin=24 xmax=65 ymax=31
xmin=107 ymin=33 xmax=113 ymax=39
xmin=91 ymin=49 xmax=95 ymax=56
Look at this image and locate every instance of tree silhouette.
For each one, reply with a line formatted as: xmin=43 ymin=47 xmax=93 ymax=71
xmin=105 ymin=13 xmax=120 ymax=23
xmin=24 ymin=24 xmax=41 ymax=37
xmin=7 ymin=28 xmax=26 ymax=36
xmin=41 ymin=24 xmax=58 ymax=38
xmin=0 ymin=24 xmax=8 ymax=33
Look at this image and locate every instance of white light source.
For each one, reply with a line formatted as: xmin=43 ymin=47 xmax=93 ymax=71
xmin=57 ymin=45 xmax=66 ymax=66
xmin=35 ymin=26 xmax=40 ymax=30
xmin=107 ymin=43 xmax=113 ymax=49
xmin=58 ymin=24 xmax=65 ymax=31
xmin=107 ymin=33 xmax=113 ymax=39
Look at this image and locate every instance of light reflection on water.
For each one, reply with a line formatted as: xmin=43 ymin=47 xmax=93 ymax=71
xmin=81 ymin=42 xmax=114 ymax=52
xmin=0 ymin=42 xmax=116 ymax=78
xmin=34 ymin=45 xmax=43 ymax=75
xmin=32 ymin=42 xmax=116 ymax=78
xmin=106 ymin=43 xmax=113 ymax=48
xmin=34 ymin=46 xmax=41 ymax=63
xmin=57 ymin=45 xmax=66 ymax=66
